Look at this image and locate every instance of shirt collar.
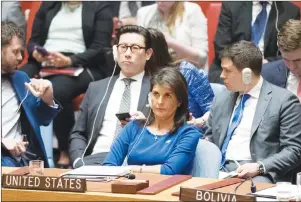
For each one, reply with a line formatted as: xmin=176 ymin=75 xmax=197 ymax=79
xmin=246 ymin=76 xmax=263 ymax=99
xmin=118 ymin=71 xmax=145 ymax=83
xmin=253 ymin=1 xmax=273 ymax=6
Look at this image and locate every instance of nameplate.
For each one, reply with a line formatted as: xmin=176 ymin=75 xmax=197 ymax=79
xmin=2 ymin=174 xmax=86 ymax=193
xmin=179 ymin=187 xmax=256 ymax=202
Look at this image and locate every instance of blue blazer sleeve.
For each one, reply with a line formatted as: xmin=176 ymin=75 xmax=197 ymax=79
xmin=102 ymin=121 xmax=137 ymax=166
xmin=161 ymin=126 xmax=200 ymax=175
xmin=36 ymin=98 xmax=61 ymax=126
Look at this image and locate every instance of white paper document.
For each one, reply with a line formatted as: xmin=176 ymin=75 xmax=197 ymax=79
xmin=60 ymin=166 xmax=132 ymax=178
xmin=219 ymin=171 xmax=238 ymax=179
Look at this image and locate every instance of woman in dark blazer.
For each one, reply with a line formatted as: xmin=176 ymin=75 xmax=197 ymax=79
xmin=20 ymin=1 xmax=113 ymax=168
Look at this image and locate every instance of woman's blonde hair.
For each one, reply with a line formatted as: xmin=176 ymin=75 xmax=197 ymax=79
xmin=165 ymin=2 xmax=185 ymax=33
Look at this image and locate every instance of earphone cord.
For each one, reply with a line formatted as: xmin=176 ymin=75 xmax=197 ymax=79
xmin=126 ymin=110 xmax=152 ymax=158
xmin=80 ymin=62 xmax=117 ymax=166
xmin=14 ymin=89 xmax=29 ymax=117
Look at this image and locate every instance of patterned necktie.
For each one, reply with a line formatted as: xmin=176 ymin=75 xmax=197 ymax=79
xmin=251 ymin=1 xmax=268 ymax=46
xmin=220 ymin=94 xmax=251 ymax=167
xmin=114 ymin=78 xmax=135 ymax=138
xmin=128 ymin=1 xmax=138 ymax=17
xmin=297 ymin=79 xmax=301 ymax=102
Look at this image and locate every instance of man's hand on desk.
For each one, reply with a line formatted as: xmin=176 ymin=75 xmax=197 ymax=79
xmin=236 ymin=163 xmax=260 ymax=179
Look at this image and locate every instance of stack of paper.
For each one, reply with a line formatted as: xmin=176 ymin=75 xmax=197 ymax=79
xmin=60 ymin=166 xmax=132 ymax=179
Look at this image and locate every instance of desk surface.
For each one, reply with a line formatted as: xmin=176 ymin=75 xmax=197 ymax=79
xmin=2 ymin=167 xmax=273 ymax=201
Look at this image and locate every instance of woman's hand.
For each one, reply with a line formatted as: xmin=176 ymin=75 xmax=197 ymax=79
xmin=120 ymin=111 xmax=146 ymax=128
xmin=32 ymin=50 xmax=48 ymax=63
xmin=187 ymin=113 xmax=206 ymax=128
xmin=49 ymin=52 xmax=72 ymax=68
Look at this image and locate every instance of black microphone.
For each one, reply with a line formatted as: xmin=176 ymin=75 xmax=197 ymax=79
xmin=124 ymin=173 xmax=136 ymax=179
xmin=233 ymin=178 xmax=257 ymax=194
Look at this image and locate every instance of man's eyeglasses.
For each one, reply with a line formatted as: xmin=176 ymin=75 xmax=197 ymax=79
xmin=117 ymin=44 xmax=146 ymax=54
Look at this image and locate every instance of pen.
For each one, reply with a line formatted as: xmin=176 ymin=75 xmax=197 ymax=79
xmin=24 ymin=151 xmax=37 ymax=157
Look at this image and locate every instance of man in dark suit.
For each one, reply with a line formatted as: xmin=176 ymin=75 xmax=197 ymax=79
xmin=209 ymin=1 xmax=300 ymax=84
xmin=262 ymin=19 xmax=301 ymax=101
xmin=19 ymin=1 xmax=113 ymax=167
xmin=69 ymin=25 xmax=153 ymax=168
xmin=205 ymin=40 xmax=301 ymax=183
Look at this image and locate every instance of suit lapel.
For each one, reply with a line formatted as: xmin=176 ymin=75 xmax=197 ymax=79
xmin=264 ymin=2 xmax=278 ymax=52
xmin=82 ymin=2 xmax=94 ymax=47
xmin=218 ymin=92 xmax=239 ymax=147
xmin=137 ymin=76 xmax=150 ymax=112
xmin=250 ymin=81 xmax=272 ymax=138
xmin=244 ymin=2 xmax=253 ymax=40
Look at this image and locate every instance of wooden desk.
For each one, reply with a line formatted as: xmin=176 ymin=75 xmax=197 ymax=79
xmin=2 ymin=167 xmax=273 ymax=201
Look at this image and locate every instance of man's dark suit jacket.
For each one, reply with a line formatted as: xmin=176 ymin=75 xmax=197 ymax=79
xmin=69 ymin=75 xmax=151 ymax=165
xmin=205 ymin=80 xmax=301 ymax=183
xmin=108 ymin=1 xmax=154 ymax=17
xmin=208 ymin=1 xmax=300 ymax=84
xmin=261 ymin=59 xmax=289 ymax=88
xmin=27 ymin=1 xmax=113 ymax=77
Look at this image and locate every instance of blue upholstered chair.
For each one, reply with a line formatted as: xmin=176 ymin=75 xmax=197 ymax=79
xmin=191 ymin=139 xmax=221 ymax=178
xmin=40 ymin=122 xmax=55 ymax=168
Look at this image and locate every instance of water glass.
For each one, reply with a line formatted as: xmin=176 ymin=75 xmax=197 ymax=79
xmin=276 ymin=182 xmax=292 ymax=201
xmin=296 ymin=172 xmax=301 ymax=200
xmin=29 ymin=160 xmax=44 ymax=175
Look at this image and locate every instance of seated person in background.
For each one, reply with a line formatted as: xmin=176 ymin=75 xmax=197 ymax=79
xmin=19 ymin=1 xmax=113 ymax=168
xmin=205 ymin=40 xmax=301 ymax=183
xmin=1 ymin=22 xmax=61 ymax=167
xmin=137 ymin=1 xmax=208 ymax=69
xmin=147 ymin=28 xmax=214 ymax=132
xmin=69 ymin=25 xmax=153 ymax=168
xmin=109 ymin=1 xmax=154 ymax=26
xmin=1 ymin=1 xmax=26 ymax=37
xmin=209 ymin=1 xmax=300 ymax=84
xmin=103 ymin=68 xmax=200 ymax=175
xmin=262 ymin=19 xmax=301 ymax=101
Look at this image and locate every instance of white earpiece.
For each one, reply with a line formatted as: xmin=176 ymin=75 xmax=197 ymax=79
xmin=113 ymin=45 xmax=118 ymax=62
xmin=242 ymin=68 xmax=252 ymax=85
xmin=146 ymin=92 xmax=152 ymax=108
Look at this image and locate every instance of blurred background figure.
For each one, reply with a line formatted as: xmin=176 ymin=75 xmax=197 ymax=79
xmin=109 ymin=1 xmax=154 ymax=26
xmin=19 ymin=1 xmax=113 ymax=168
xmin=137 ymin=1 xmax=208 ymax=69
xmin=147 ymin=28 xmax=213 ymax=135
xmin=1 ymin=1 xmax=26 ymax=39
xmin=209 ymin=1 xmax=300 ymax=84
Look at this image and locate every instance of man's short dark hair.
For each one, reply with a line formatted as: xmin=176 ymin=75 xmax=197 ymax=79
xmin=115 ymin=25 xmax=152 ymax=50
xmin=219 ymin=40 xmax=263 ymax=76
xmin=1 ymin=21 xmax=24 ymax=47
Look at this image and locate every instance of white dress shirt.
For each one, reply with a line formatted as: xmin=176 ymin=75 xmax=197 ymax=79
xmin=252 ymin=1 xmax=272 ymax=55
xmin=286 ymin=72 xmax=300 ymax=97
xmin=119 ymin=1 xmax=142 ymax=19
xmin=92 ymin=71 xmax=145 ymax=154
xmin=226 ymin=77 xmax=263 ymax=161
xmin=43 ymin=3 xmax=86 ymax=54
xmin=1 ymin=78 xmax=22 ymax=142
